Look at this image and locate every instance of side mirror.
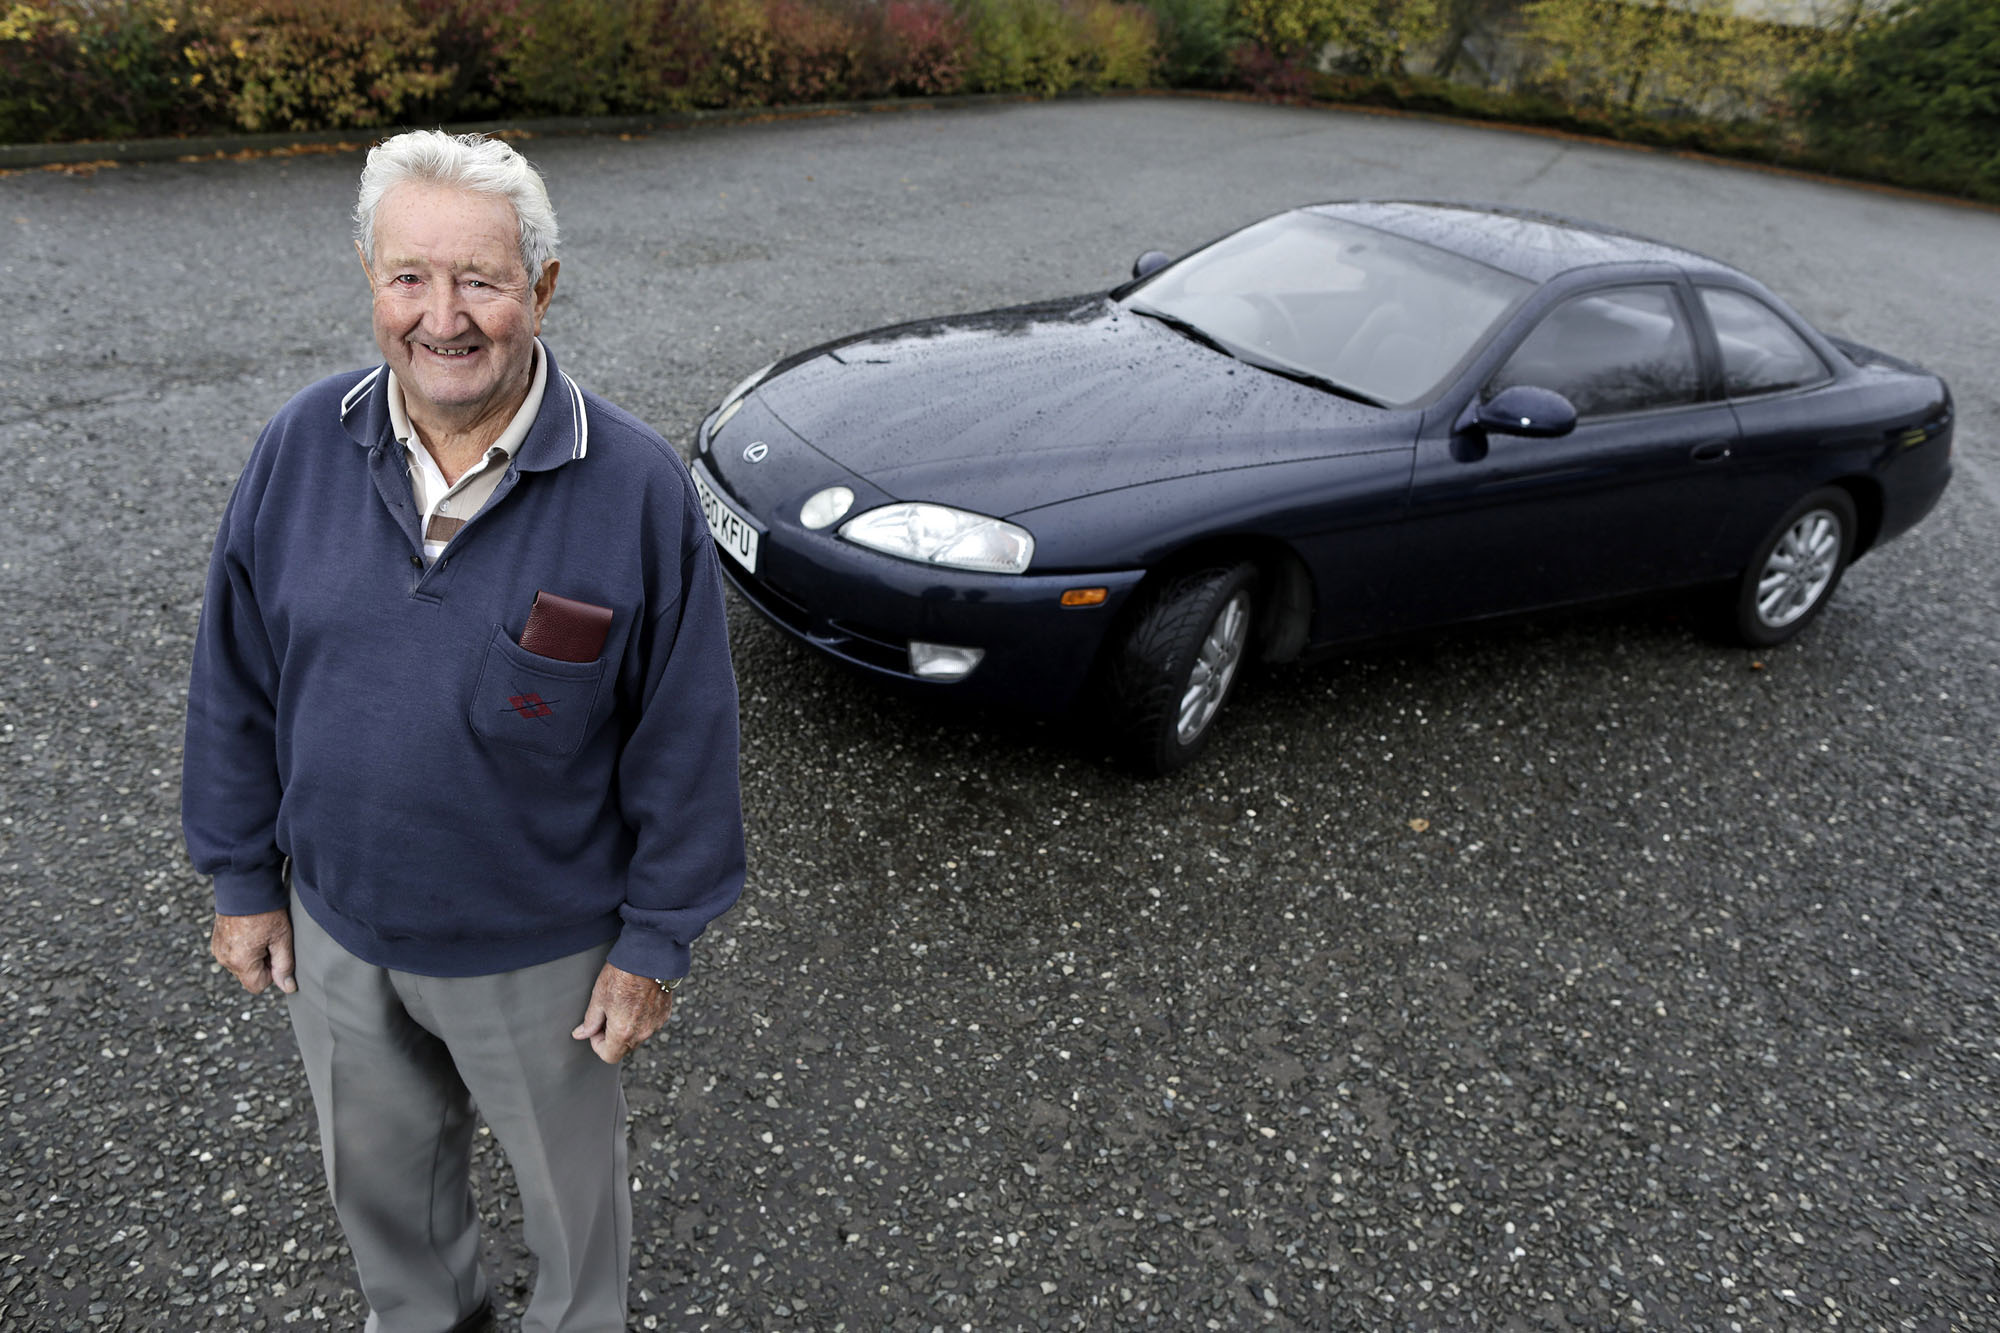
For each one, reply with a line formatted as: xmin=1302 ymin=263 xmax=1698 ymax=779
xmin=1131 ymin=250 xmax=1172 ymax=281
xmin=1470 ymin=385 xmax=1578 ymax=438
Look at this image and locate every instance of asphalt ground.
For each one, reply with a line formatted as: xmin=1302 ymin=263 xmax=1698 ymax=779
xmin=3 ymin=96 xmax=1997 ymax=1331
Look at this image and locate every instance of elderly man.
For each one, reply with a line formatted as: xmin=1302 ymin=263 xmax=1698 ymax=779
xmin=183 ymin=130 xmax=745 ymax=1332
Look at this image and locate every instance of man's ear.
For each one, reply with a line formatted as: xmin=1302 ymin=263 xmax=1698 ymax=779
xmin=531 ymin=258 xmax=561 ymax=331
xmin=354 ymin=239 xmax=374 ymax=288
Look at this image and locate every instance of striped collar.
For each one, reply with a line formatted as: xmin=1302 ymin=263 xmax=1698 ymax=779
xmin=339 ymin=338 xmax=589 ymax=472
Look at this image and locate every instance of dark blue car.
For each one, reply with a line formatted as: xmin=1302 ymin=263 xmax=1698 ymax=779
xmin=690 ymin=202 xmax=1953 ymax=773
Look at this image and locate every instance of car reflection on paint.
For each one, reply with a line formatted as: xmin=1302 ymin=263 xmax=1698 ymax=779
xmin=690 ymin=201 xmax=1953 ymax=774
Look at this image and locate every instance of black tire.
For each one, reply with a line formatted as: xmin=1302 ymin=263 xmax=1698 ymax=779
xmin=1731 ymin=486 xmax=1857 ymax=648
xmin=1103 ymin=563 xmax=1258 ymax=776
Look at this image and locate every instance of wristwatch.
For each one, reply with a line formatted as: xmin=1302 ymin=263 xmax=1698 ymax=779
xmin=654 ymin=975 xmax=683 ymax=995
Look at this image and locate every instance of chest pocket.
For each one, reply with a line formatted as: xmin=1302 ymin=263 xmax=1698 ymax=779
xmin=468 ymin=626 xmax=609 ymax=758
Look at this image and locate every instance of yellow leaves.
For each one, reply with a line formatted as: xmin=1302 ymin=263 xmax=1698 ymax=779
xmin=1522 ymin=0 xmax=1831 ymax=118
xmin=214 ymin=2 xmax=457 ymax=133
xmin=0 ymin=2 xmax=80 ymax=43
xmin=1232 ymin=0 xmax=1444 ymax=74
xmin=1069 ymin=0 xmax=1159 ymax=89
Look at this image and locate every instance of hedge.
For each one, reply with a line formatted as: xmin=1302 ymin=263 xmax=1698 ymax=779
xmin=1790 ymin=0 xmax=2000 ymax=204
xmin=1 ymin=0 xmax=1992 ymax=205
xmin=0 ymin=0 xmax=1162 ymax=138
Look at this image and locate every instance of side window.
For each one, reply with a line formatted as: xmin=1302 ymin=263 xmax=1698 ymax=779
xmin=1486 ymin=285 xmax=1702 ymax=418
xmin=1700 ymin=287 xmax=1830 ymax=397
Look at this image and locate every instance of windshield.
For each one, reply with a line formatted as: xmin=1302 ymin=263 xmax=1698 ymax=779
xmin=1123 ymin=211 xmax=1532 ymax=405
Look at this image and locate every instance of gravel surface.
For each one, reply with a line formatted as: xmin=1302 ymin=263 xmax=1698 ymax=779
xmin=3 ymin=96 xmax=1997 ymax=1331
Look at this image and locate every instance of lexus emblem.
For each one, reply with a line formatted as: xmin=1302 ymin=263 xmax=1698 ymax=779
xmin=742 ymin=441 xmax=770 ymax=464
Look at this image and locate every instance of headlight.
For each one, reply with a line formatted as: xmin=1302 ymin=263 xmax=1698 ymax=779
xmin=708 ymin=361 xmax=776 ymax=440
xmin=839 ymin=503 xmax=1035 ymax=575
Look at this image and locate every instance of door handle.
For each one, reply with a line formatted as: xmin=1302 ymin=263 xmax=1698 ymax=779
xmin=1689 ymin=440 xmax=1733 ymax=463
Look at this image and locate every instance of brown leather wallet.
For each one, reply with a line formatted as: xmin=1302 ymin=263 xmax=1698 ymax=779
xmin=518 ymin=590 xmax=612 ymax=663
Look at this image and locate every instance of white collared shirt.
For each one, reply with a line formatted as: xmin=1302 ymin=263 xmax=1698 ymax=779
xmin=387 ymin=339 xmax=549 ymax=564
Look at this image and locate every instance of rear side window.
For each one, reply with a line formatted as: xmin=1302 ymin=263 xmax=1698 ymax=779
xmin=1700 ymin=287 xmax=1830 ymax=397
xmin=1486 ymin=284 xmax=1701 ymax=418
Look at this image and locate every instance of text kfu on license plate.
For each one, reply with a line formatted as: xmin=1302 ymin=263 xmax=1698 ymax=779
xmin=693 ymin=468 xmax=759 ymax=573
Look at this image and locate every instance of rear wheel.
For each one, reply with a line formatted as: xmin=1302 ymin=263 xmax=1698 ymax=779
xmin=1732 ymin=487 xmax=1856 ymax=647
xmin=1104 ymin=563 xmax=1258 ymax=776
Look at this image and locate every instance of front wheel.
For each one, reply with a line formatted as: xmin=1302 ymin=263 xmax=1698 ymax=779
xmin=1731 ymin=487 xmax=1857 ymax=647
xmin=1103 ymin=563 xmax=1258 ymax=776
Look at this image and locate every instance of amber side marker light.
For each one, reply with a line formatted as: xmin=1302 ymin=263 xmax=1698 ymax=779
xmin=1061 ymin=587 xmax=1109 ymax=607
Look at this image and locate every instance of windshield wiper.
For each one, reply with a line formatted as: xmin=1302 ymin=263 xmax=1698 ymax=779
xmin=1129 ymin=302 xmax=1384 ymax=407
xmin=1127 ymin=303 xmax=1233 ymax=357
xmin=1239 ymin=358 xmax=1384 ymax=408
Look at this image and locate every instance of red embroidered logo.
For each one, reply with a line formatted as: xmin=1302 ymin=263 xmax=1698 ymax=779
xmin=505 ymin=693 xmax=557 ymax=719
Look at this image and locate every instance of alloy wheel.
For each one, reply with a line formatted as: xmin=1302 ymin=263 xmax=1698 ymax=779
xmin=1755 ymin=507 xmax=1843 ymax=629
xmin=1176 ymin=589 xmax=1251 ymax=744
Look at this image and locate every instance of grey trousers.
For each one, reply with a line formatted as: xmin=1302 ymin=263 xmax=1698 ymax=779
xmin=286 ymin=891 xmax=631 ymax=1333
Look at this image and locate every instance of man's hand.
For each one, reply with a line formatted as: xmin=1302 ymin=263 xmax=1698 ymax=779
xmin=211 ymin=909 xmax=296 ymax=995
xmin=571 ymin=963 xmax=672 ymax=1064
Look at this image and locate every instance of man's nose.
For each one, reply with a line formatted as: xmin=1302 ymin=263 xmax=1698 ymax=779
xmin=419 ymin=281 xmax=468 ymax=333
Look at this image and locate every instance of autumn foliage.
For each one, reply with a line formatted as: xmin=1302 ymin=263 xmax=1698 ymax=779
xmin=0 ymin=0 xmax=1991 ymax=204
xmin=0 ymin=0 xmax=1159 ymax=139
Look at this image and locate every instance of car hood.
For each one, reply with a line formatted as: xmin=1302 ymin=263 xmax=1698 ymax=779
xmin=753 ymin=295 xmax=1409 ymax=516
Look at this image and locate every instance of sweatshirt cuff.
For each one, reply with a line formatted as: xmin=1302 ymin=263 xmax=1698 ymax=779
xmin=212 ymin=865 xmax=288 ymax=916
xmin=607 ymin=929 xmax=691 ymax=984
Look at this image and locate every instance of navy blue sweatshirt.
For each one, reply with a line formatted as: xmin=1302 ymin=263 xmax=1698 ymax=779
xmin=182 ymin=347 xmax=745 ymax=979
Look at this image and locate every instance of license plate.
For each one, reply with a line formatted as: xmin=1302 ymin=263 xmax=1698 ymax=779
xmin=692 ymin=465 xmax=761 ymax=574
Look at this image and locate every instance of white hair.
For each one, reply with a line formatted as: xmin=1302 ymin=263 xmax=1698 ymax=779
xmin=354 ymin=130 xmax=559 ymax=279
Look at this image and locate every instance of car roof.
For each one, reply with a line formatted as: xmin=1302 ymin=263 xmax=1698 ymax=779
xmin=1306 ymin=200 xmax=1744 ymax=284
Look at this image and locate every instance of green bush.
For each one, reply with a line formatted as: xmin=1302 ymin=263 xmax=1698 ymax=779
xmin=1791 ymin=0 xmax=2000 ymax=202
xmin=1139 ymin=0 xmax=1232 ymax=87
xmin=503 ymin=0 xmax=648 ymax=116
xmin=955 ymin=0 xmax=1159 ymax=94
xmin=958 ymin=0 xmax=1077 ymax=93
xmin=1070 ymin=0 xmax=1160 ymax=89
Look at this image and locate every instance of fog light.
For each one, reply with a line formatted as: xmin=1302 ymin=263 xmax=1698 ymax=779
xmin=909 ymin=642 xmax=985 ymax=681
xmin=800 ymin=486 xmax=855 ymax=530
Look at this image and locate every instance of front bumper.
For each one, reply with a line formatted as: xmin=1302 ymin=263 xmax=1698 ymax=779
xmin=693 ymin=448 xmax=1145 ymax=712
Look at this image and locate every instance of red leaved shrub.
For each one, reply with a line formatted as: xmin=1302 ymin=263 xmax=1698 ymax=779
xmin=869 ymin=0 xmax=969 ymax=96
xmin=1227 ymin=41 xmax=1313 ymax=100
xmin=764 ymin=0 xmax=866 ymax=104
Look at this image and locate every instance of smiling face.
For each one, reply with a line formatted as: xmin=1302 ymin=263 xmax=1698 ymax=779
xmin=362 ymin=182 xmax=559 ymax=445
